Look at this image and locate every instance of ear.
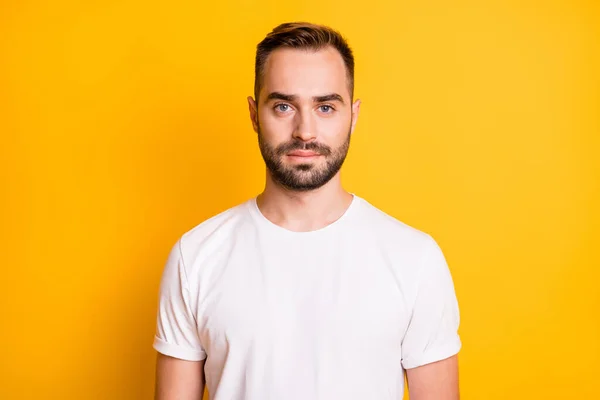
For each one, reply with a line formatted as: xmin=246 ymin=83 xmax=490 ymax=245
xmin=350 ymin=99 xmax=361 ymax=134
xmin=247 ymin=96 xmax=259 ymax=133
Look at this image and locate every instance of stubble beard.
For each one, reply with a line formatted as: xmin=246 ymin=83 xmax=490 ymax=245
xmin=257 ymin=127 xmax=352 ymax=192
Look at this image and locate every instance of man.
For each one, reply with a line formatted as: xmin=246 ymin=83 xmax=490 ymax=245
xmin=153 ymin=22 xmax=461 ymax=400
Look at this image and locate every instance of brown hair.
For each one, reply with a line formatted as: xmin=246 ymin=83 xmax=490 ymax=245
xmin=254 ymin=22 xmax=355 ymax=102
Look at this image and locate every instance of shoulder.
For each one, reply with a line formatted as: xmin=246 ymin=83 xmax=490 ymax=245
xmin=353 ymin=195 xmax=438 ymax=252
xmin=177 ymin=199 xmax=254 ymax=262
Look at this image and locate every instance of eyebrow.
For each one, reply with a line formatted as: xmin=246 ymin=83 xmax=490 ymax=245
xmin=266 ymin=92 xmax=345 ymax=105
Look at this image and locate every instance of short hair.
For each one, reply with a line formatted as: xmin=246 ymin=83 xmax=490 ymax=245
xmin=254 ymin=22 xmax=355 ymax=103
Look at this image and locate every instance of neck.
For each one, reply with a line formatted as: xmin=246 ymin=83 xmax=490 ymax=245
xmin=256 ymin=171 xmax=354 ymax=232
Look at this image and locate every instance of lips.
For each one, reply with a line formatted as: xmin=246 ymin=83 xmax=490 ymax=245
xmin=287 ymin=150 xmax=320 ymax=157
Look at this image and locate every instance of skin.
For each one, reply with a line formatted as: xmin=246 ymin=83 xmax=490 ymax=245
xmin=155 ymin=354 xmax=205 ymax=400
xmin=249 ymin=46 xmax=361 ymax=232
xmin=406 ymin=355 xmax=460 ymax=399
xmin=155 ymin=45 xmax=459 ymax=400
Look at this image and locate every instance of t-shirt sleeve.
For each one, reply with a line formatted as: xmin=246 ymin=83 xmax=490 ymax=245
xmin=401 ymin=234 xmax=461 ymax=369
xmin=152 ymin=238 xmax=207 ymax=361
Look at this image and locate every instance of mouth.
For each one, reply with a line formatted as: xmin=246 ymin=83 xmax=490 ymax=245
xmin=287 ymin=150 xmax=321 ymax=158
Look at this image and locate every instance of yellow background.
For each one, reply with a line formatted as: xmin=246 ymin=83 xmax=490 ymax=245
xmin=1 ymin=0 xmax=598 ymax=399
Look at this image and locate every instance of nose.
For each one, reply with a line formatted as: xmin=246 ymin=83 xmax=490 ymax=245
xmin=292 ymin=110 xmax=317 ymax=142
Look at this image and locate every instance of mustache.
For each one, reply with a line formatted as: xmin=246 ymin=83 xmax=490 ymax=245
xmin=275 ymin=140 xmax=332 ymax=156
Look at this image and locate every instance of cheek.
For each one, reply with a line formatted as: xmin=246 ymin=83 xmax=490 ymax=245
xmin=320 ymin=117 xmax=345 ymax=131
xmin=318 ymin=116 xmax=351 ymax=141
xmin=259 ymin=109 xmax=351 ymax=144
xmin=259 ymin=111 xmax=293 ymax=138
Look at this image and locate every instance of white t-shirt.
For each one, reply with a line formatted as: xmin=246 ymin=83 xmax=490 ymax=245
xmin=153 ymin=194 xmax=461 ymax=399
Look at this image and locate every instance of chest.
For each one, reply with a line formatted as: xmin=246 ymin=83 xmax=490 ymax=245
xmin=194 ymin=239 xmax=411 ymax=357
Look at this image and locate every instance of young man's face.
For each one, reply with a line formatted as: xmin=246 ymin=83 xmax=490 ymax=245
xmin=248 ymin=46 xmax=361 ymax=192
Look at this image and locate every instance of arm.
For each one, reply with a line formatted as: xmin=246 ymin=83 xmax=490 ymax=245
xmin=153 ymin=239 xmax=208 ymax=399
xmin=401 ymin=235 xmax=462 ymax=398
xmin=155 ymin=353 xmax=205 ymax=400
xmin=406 ymin=355 xmax=459 ymax=400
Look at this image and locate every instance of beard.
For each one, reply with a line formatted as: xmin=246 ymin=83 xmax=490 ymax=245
xmin=257 ymin=127 xmax=352 ymax=192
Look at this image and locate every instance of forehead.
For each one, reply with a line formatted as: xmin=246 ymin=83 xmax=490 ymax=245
xmin=261 ymin=46 xmax=350 ymax=101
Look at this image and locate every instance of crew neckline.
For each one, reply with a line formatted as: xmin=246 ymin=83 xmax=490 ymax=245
xmin=248 ymin=194 xmax=360 ymax=236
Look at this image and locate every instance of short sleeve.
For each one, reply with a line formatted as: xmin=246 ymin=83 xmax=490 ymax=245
xmin=401 ymin=235 xmax=461 ymax=369
xmin=152 ymin=239 xmax=206 ymax=361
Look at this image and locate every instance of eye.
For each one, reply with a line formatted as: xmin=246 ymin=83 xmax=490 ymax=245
xmin=274 ymin=103 xmax=291 ymax=113
xmin=319 ymin=105 xmax=335 ymax=113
